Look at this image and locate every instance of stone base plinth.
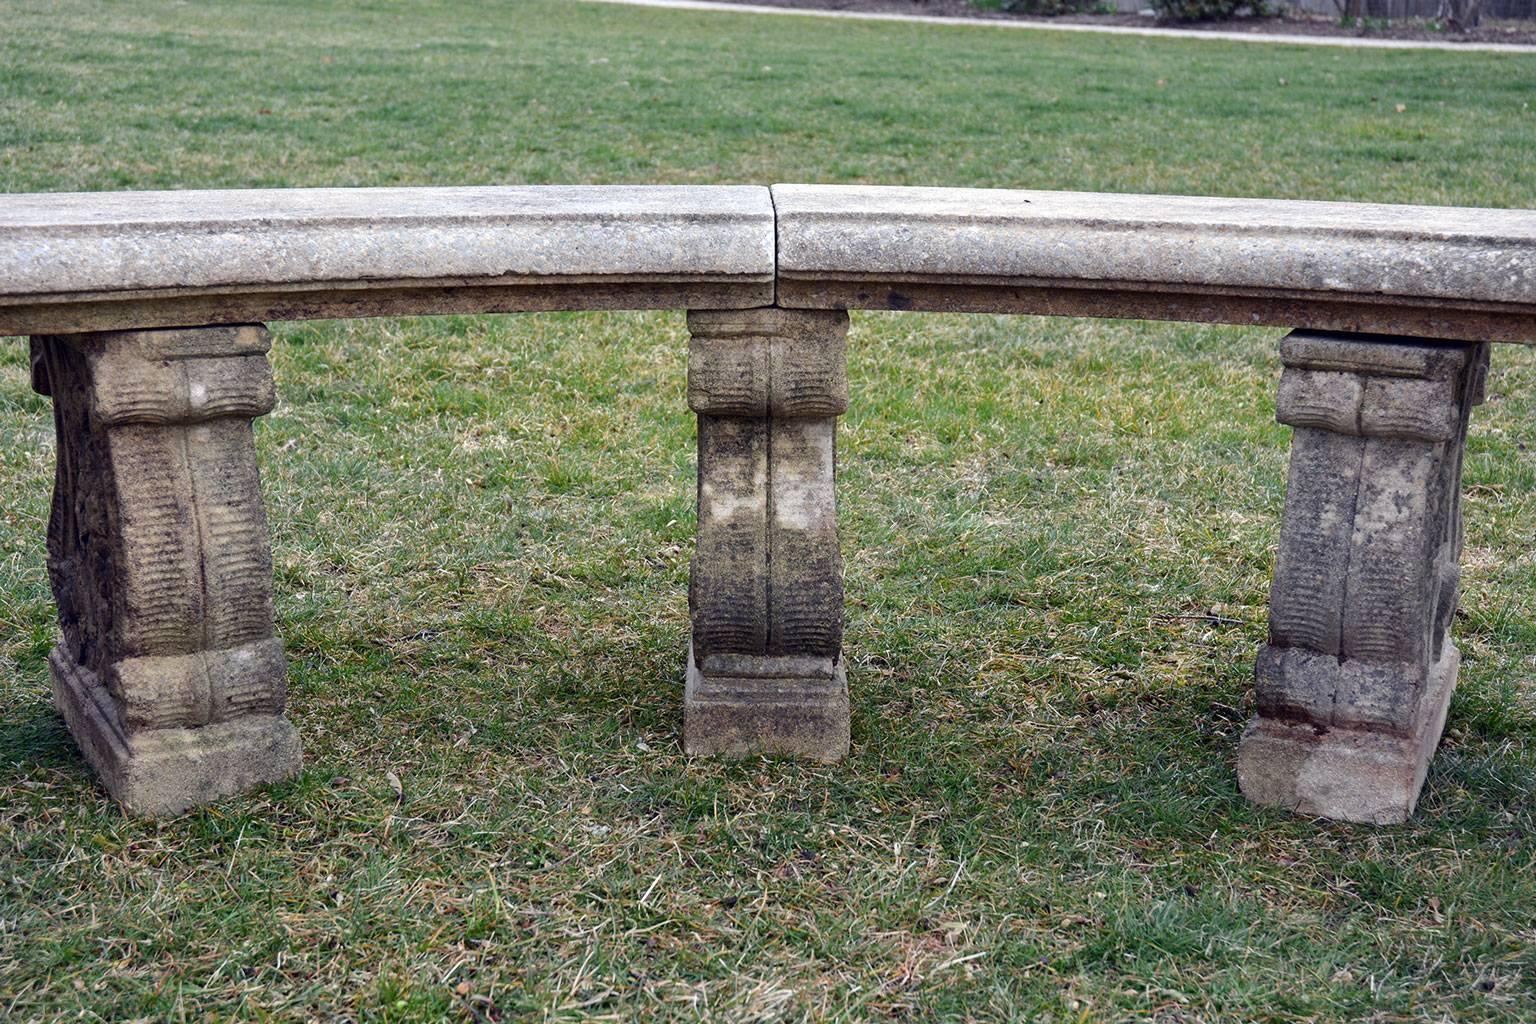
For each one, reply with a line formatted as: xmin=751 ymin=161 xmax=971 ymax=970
xmin=1237 ymin=645 xmax=1459 ymax=825
xmin=51 ymin=647 xmax=301 ymax=817
xmin=684 ymin=647 xmax=849 ymax=762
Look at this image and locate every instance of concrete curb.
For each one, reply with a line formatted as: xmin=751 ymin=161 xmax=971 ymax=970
xmin=580 ymin=0 xmax=1536 ymax=53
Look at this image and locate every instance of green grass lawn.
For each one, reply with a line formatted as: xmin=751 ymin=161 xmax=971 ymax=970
xmin=3 ymin=1 xmax=1536 ymax=1020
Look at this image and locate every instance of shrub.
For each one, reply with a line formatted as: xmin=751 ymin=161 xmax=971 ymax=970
xmin=1150 ymin=0 xmax=1271 ymax=21
xmin=999 ymin=0 xmax=1103 ymax=15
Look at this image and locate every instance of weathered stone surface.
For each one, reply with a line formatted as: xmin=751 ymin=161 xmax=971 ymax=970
xmin=685 ymin=647 xmax=849 ymax=762
xmin=51 ymin=648 xmax=300 ymax=818
xmin=31 ymin=324 xmax=299 ymax=816
xmin=1240 ymin=330 xmax=1488 ymax=824
xmin=772 ymin=184 xmax=1536 ymax=342
xmin=1238 ymin=646 xmax=1459 ymax=825
xmin=10 ymin=182 xmax=1534 ymax=818
xmin=0 ymin=186 xmax=776 ymax=335
xmin=8 ymin=182 xmax=1536 ymax=340
xmin=685 ymin=308 xmax=850 ymax=761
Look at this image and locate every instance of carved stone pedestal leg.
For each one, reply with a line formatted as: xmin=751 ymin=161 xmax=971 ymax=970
xmin=31 ymin=324 xmax=300 ymax=816
xmin=1239 ymin=331 xmax=1489 ymax=824
xmin=684 ymin=308 xmax=850 ymax=761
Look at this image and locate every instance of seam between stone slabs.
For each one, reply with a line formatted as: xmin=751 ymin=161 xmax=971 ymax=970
xmin=580 ymin=0 xmax=1536 ymax=52
xmin=769 ymin=186 xmax=781 ymax=309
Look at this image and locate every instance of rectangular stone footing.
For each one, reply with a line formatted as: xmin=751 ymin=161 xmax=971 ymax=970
xmin=51 ymin=647 xmax=302 ymax=817
xmin=1237 ymin=645 xmax=1459 ymax=824
xmin=684 ymin=655 xmax=849 ymax=762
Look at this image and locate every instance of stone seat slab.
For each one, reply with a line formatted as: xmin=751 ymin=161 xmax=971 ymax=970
xmin=771 ymin=184 xmax=1536 ymax=342
xmin=0 ymin=185 xmax=776 ymax=335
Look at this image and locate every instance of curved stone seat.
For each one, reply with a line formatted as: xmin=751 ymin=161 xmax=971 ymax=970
xmin=773 ymin=184 xmax=1536 ymax=342
xmin=0 ymin=185 xmax=776 ymax=335
xmin=6 ymin=183 xmax=1534 ymax=822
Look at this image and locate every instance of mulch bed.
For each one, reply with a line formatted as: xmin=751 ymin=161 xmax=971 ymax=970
xmin=709 ymin=0 xmax=1536 ymax=44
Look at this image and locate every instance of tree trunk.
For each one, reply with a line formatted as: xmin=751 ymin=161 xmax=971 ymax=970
xmin=1440 ymin=0 xmax=1482 ymax=30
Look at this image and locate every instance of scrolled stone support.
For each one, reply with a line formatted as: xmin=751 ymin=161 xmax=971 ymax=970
xmin=684 ymin=307 xmax=851 ymax=761
xmin=30 ymin=324 xmax=300 ymax=816
xmin=1239 ymin=330 xmax=1489 ymax=824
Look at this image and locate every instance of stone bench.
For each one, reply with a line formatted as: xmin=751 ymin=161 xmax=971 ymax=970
xmin=3 ymin=184 xmax=1533 ymax=823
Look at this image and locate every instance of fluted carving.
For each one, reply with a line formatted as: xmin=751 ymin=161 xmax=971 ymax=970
xmin=31 ymin=324 xmax=300 ymax=816
xmin=685 ymin=308 xmax=850 ymax=761
xmin=1239 ymin=331 xmax=1488 ymax=824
